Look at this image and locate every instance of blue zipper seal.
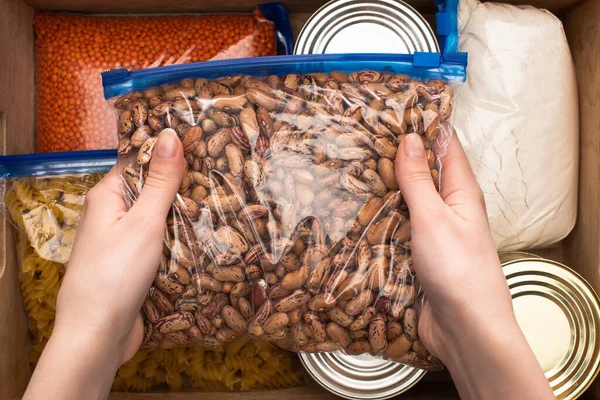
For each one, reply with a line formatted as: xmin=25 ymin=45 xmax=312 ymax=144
xmin=435 ymin=0 xmax=459 ymax=53
xmin=5 ymin=53 xmax=468 ymax=178
xmin=102 ymin=53 xmax=468 ymax=99
xmin=0 ymin=150 xmax=117 ymax=178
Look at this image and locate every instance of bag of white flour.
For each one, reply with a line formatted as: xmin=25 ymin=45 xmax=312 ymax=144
xmin=456 ymin=0 xmax=579 ymax=251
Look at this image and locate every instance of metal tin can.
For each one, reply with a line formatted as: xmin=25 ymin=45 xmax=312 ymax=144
xmin=299 ymin=351 xmax=426 ymax=399
xmin=294 ymin=0 xmax=439 ymax=55
xmin=501 ymin=253 xmax=600 ymax=399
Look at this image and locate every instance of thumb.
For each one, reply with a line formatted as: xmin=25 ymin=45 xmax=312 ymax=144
xmin=395 ymin=134 xmax=444 ymax=219
xmin=129 ymin=129 xmax=184 ymax=224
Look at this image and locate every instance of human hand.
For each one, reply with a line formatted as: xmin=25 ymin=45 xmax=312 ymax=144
xmin=395 ymin=128 xmax=553 ymax=399
xmin=53 ymin=129 xmax=184 ymax=364
xmin=395 ymin=128 xmax=511 ymax=359
xmin=25 ymin=129 xmax=184 ymax=400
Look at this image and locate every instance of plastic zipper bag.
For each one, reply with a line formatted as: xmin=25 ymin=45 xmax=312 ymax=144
xmin=0 ymin=150 xmax=115 ymax=358
xmin=34 ymin=3 xmax=292 ymax=152
xmin=103 ymin=53 xmax=468 ymax=370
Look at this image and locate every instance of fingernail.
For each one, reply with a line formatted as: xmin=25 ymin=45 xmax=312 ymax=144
xmin=155 ymin=129 xmax=178 ymax=159
xmin=404 ymin=133 xmax=425 ymax=159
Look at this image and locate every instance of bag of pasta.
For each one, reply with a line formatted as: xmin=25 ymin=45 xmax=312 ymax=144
xmin=0 ymin=151 xmax=115 ymax=360
xmin=103 ymin=53 xmax=467 ymax=370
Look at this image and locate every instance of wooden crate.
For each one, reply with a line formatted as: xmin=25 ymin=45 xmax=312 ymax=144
xmin=1 ymin=0 xmax=598 ymax=398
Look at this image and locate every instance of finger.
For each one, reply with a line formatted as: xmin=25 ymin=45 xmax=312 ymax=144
xmin=436 ymin=130 xmax=482 ymax=204
xmin=395 ymin=133 xmax=445 ymax=219
xmin=80 ymin=166 xmax=127 ymax=223
xmin=127 ymin=129 xmax=184 ymax=226
xmin=433 ymin=127 xmax=487 ymax=222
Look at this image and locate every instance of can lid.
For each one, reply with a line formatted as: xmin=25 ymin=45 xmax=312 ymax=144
xmin=294 ymin=0 xmax=439 ymax=55
xmin=503 ymin=259 xmax=600 ymax=400
xmin=300 ymin=351 xmax=426 ymax=400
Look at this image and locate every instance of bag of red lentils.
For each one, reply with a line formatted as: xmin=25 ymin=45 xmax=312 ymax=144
xmin=33 ymin=3 xmax=292 ymax=153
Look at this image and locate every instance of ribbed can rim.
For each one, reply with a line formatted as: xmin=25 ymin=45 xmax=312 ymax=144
xmin=501 ymin=255 xmax=600 ymax=400
xmin=299 ymin=351 xmax=427 ymax=399
xmin=294 ymin=0 xmax=439 ymax=55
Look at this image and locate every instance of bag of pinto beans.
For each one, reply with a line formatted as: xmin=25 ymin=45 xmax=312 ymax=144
xmin=102 ymin=53 xmax=467 ymax=370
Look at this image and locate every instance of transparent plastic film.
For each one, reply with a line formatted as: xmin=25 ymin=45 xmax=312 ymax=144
xmin=1 ymin=172 xmax=104 ymax=361
xmin=107 ymin=56 xmax=466 ymax=370
xmin=4 ymin=175 xmax=101 ymax=265
xmin=0 ymin=151 xmax=116 ymax=268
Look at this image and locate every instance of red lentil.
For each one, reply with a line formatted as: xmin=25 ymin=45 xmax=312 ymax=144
xmin=34 ymin=10 xmax=276 ymax=152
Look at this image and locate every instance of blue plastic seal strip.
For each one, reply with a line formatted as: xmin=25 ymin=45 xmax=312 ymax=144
xmin=413 ymin=52 xmax=441 ymax=68
xmin=0 ymin=150 xmax=117 ymax=179
xmin=435 ymin=0 xmax=459 ymax=54
xmin=259 ymin=2 xmax=294 ymax=56
xmin=436 ymin=12 xmax=451 ymax=36
xmin=102 ymin=53 xmax=468 ymax=99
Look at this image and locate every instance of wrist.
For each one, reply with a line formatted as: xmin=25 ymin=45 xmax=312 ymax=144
xmin=50 ymin=323 xmax=123 ymax=373
xmin=435 ymin=313 xmax=552 ymax=400
xmin=433 ymin=300 xmax=521 ymax=365
xmin=440 ymin=314 xmax=521 ymax=366
xmin=25 ymin=326 xmax=122 ymax=400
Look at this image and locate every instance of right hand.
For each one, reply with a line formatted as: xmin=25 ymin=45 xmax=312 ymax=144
xmin=395 ymin=129 xmax=554 ymax=399
xmin=394 ymin=129 xmax=515 ymax=361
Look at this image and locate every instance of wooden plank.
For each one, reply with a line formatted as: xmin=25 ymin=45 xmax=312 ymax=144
xmin=564 ymin=0 xmax=600 ymax=398
xmin=109 ymin=384 xmax=337 ymax=400
xmin=23 ymin=0 xmax=437 ymax=14
xmin=532 ymin=246 xmax=565 ymax=264
xmin=0 ymin=0 xmax=591 ymax=399
xmin=0 ymin=0 xmax=36 ymax=398
xmin=0 ymin=222 xmax=32 ymax=400
xmin=289 ymin=12 xmax=314 ymax=40
xmin=25 ymin=0 xmax=361 ymax=14
xmin=566 ymin=0 xmax=600 ymax=396
xmin=564 ymin=0 xmax=600 ymax=296
xmin=0 ymin=0 xmax=35 ymax=155
xmin=108 ymin=382 xmax=459 ymax=399
xmin=24 ymin=0 xmax=581 ymax=15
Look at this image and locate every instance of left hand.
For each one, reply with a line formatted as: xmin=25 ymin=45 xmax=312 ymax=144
xmin=24 ymin=129 xmax=184 ymax=400
xmin=56 ymin=129 xmax=184 ymax=364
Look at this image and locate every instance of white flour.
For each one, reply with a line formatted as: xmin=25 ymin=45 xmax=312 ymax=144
xmin=455 ymin=0 xmax=579 ymax=251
